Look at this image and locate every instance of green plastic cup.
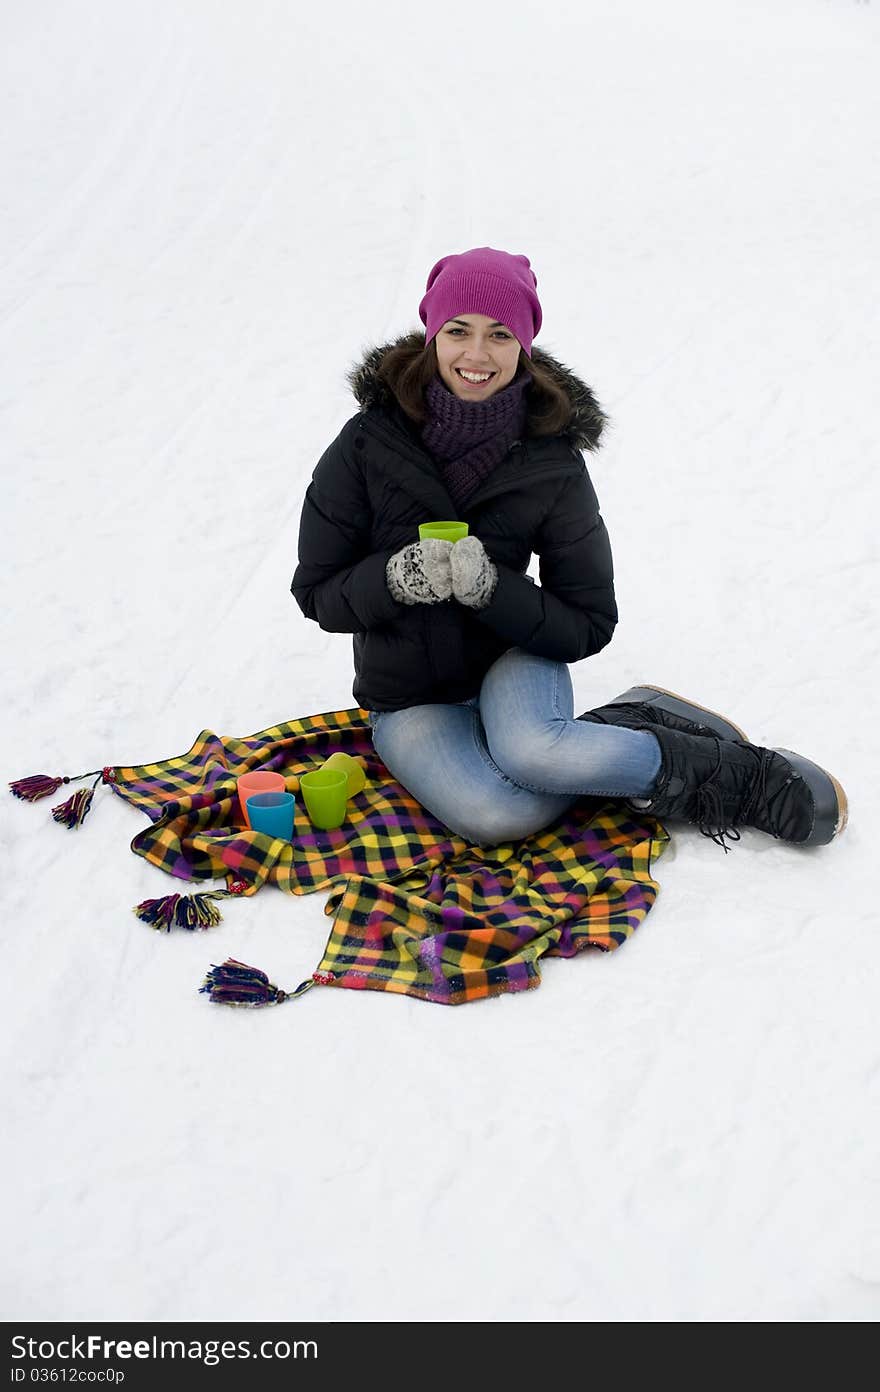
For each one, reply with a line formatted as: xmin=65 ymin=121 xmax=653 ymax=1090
xmin=418 ymin=520 xmax=469 ymax=543
xmin=321 ymin=750 xmax=366 ymax=797
xmin=299 ymin=767 xmax=348 ymax=830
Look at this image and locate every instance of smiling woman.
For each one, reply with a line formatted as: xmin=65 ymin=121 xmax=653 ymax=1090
xmin=434 ymin=313 xmax=521 ymax=399
xmin=291 ymin=245 xmax=848 ymax=851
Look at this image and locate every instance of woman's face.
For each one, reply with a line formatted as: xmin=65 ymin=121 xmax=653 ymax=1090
xmin=434 ymin=313 xmax=522 ymax=400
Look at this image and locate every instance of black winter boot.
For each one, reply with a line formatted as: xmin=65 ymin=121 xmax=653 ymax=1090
xmin=632 ymin=725 xmax=848 ymax=850
xmin=578 ymin=683 xmax=748 ymax=742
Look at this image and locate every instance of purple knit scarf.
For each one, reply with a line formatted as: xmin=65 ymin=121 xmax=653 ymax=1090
xmin=421 ymin=369 xmax=531 ymax=509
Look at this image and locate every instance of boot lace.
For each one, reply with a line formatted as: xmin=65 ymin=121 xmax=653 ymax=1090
xmin=737 ymin=744 xmax=778 ymax=834
xmin=693 ymin=739 xmax=743 ymax=854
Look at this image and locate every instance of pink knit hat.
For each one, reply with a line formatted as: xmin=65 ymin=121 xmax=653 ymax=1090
xmin=418 ymin=246 xmax=543 ymax=357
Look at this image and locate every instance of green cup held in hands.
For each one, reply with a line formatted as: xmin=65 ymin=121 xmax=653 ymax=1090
xmin=418 ymin=521 xmax=469 ymax=543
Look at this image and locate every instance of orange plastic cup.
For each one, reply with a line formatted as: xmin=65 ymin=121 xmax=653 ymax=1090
xmin=237 ymin=771 xmax=287 ymax=828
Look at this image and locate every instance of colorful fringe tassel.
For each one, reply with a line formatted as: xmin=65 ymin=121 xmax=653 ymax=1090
xmin=51 ymin=781 xmax=98 ymax=828
xmin=9 ymin=774 xmax=66 ymax=802
xmin=199 ymin=958 xmax=330 ymax=1006
xmin=10 ymin=765 xmax=115 ymax=829
xmin=200 ymin=958 xmax=290 ymax=1006
xmin=133 ymin=890 xmax=231 ymax=932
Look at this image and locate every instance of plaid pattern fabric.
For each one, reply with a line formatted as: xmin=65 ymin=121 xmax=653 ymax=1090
xmin=111 ymin=707 xmax=670 ymax=1006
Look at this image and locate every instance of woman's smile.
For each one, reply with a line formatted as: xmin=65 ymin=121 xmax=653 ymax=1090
xmin=454 ymin=367 xmax=497 ymax=390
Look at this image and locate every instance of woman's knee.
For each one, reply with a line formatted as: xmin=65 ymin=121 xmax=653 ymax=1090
xmin=371 ymin=704 xmax=447 ymax=773
xmin=480 ymin=649 xmax=575 ymax=789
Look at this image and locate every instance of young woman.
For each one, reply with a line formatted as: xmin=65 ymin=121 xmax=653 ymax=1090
xmin=292 ymin=246 xmax=847 ymax=851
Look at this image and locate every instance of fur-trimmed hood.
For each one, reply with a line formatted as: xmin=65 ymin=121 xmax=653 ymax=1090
xmin=345 ymin=330 xmax=607 ymax=452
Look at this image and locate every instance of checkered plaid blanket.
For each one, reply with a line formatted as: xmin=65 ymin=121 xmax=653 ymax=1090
xmin=110 ymin=707 xmax=669 ymax=1006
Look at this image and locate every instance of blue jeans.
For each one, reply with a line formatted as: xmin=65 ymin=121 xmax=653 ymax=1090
xmin=367 ymin=646 xmax=662 ymax=845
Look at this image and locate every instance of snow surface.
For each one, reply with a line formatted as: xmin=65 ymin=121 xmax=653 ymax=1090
xmin=2 ymin=0 xmax=879 ymax=1324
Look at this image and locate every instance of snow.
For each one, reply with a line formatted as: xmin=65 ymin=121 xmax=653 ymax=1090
xmin=2 ymin=0 xmax=879 ymax=1323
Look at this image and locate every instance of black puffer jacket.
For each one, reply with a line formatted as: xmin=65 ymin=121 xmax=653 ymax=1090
xmin=291 ymin=333 xmax=617 ymax=712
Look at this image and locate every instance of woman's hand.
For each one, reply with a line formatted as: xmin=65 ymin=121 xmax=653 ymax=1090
xmin=385 ymin=538 xmax=454 ymax=605
xmin=450 ymin=536 xmax=498 ymax=609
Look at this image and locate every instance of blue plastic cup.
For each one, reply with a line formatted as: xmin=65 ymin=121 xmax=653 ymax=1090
xmin=246 ymin=791 xmax=295 ymax=840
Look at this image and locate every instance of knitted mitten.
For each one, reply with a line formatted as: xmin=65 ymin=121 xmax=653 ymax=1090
xmin=450 ymin=535 xmax=498 ymax=609
xmin=386 ymin=539 xmax=454 ymax=604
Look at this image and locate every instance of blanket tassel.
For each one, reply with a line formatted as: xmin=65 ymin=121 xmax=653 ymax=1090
xmin=10 ymin=766 xmax=116 ymax=830
xmin=134 ymin=889 xmax=229 ymax=932
xmin=200 ymin=957 xmax=330 ymax=1006
xmin=51 ymin=774 xmax=102 ymax=829
xmin=200 ymin=958 xmax=290 ymax=1005
xmin=9 ymin=773 xmax=67 ymax=802
xmin=133 ymin=879 xmax=249 ymax=932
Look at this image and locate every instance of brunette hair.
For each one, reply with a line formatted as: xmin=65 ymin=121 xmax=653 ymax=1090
xmin=375 ymin=334 xmax=574 ymax=438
